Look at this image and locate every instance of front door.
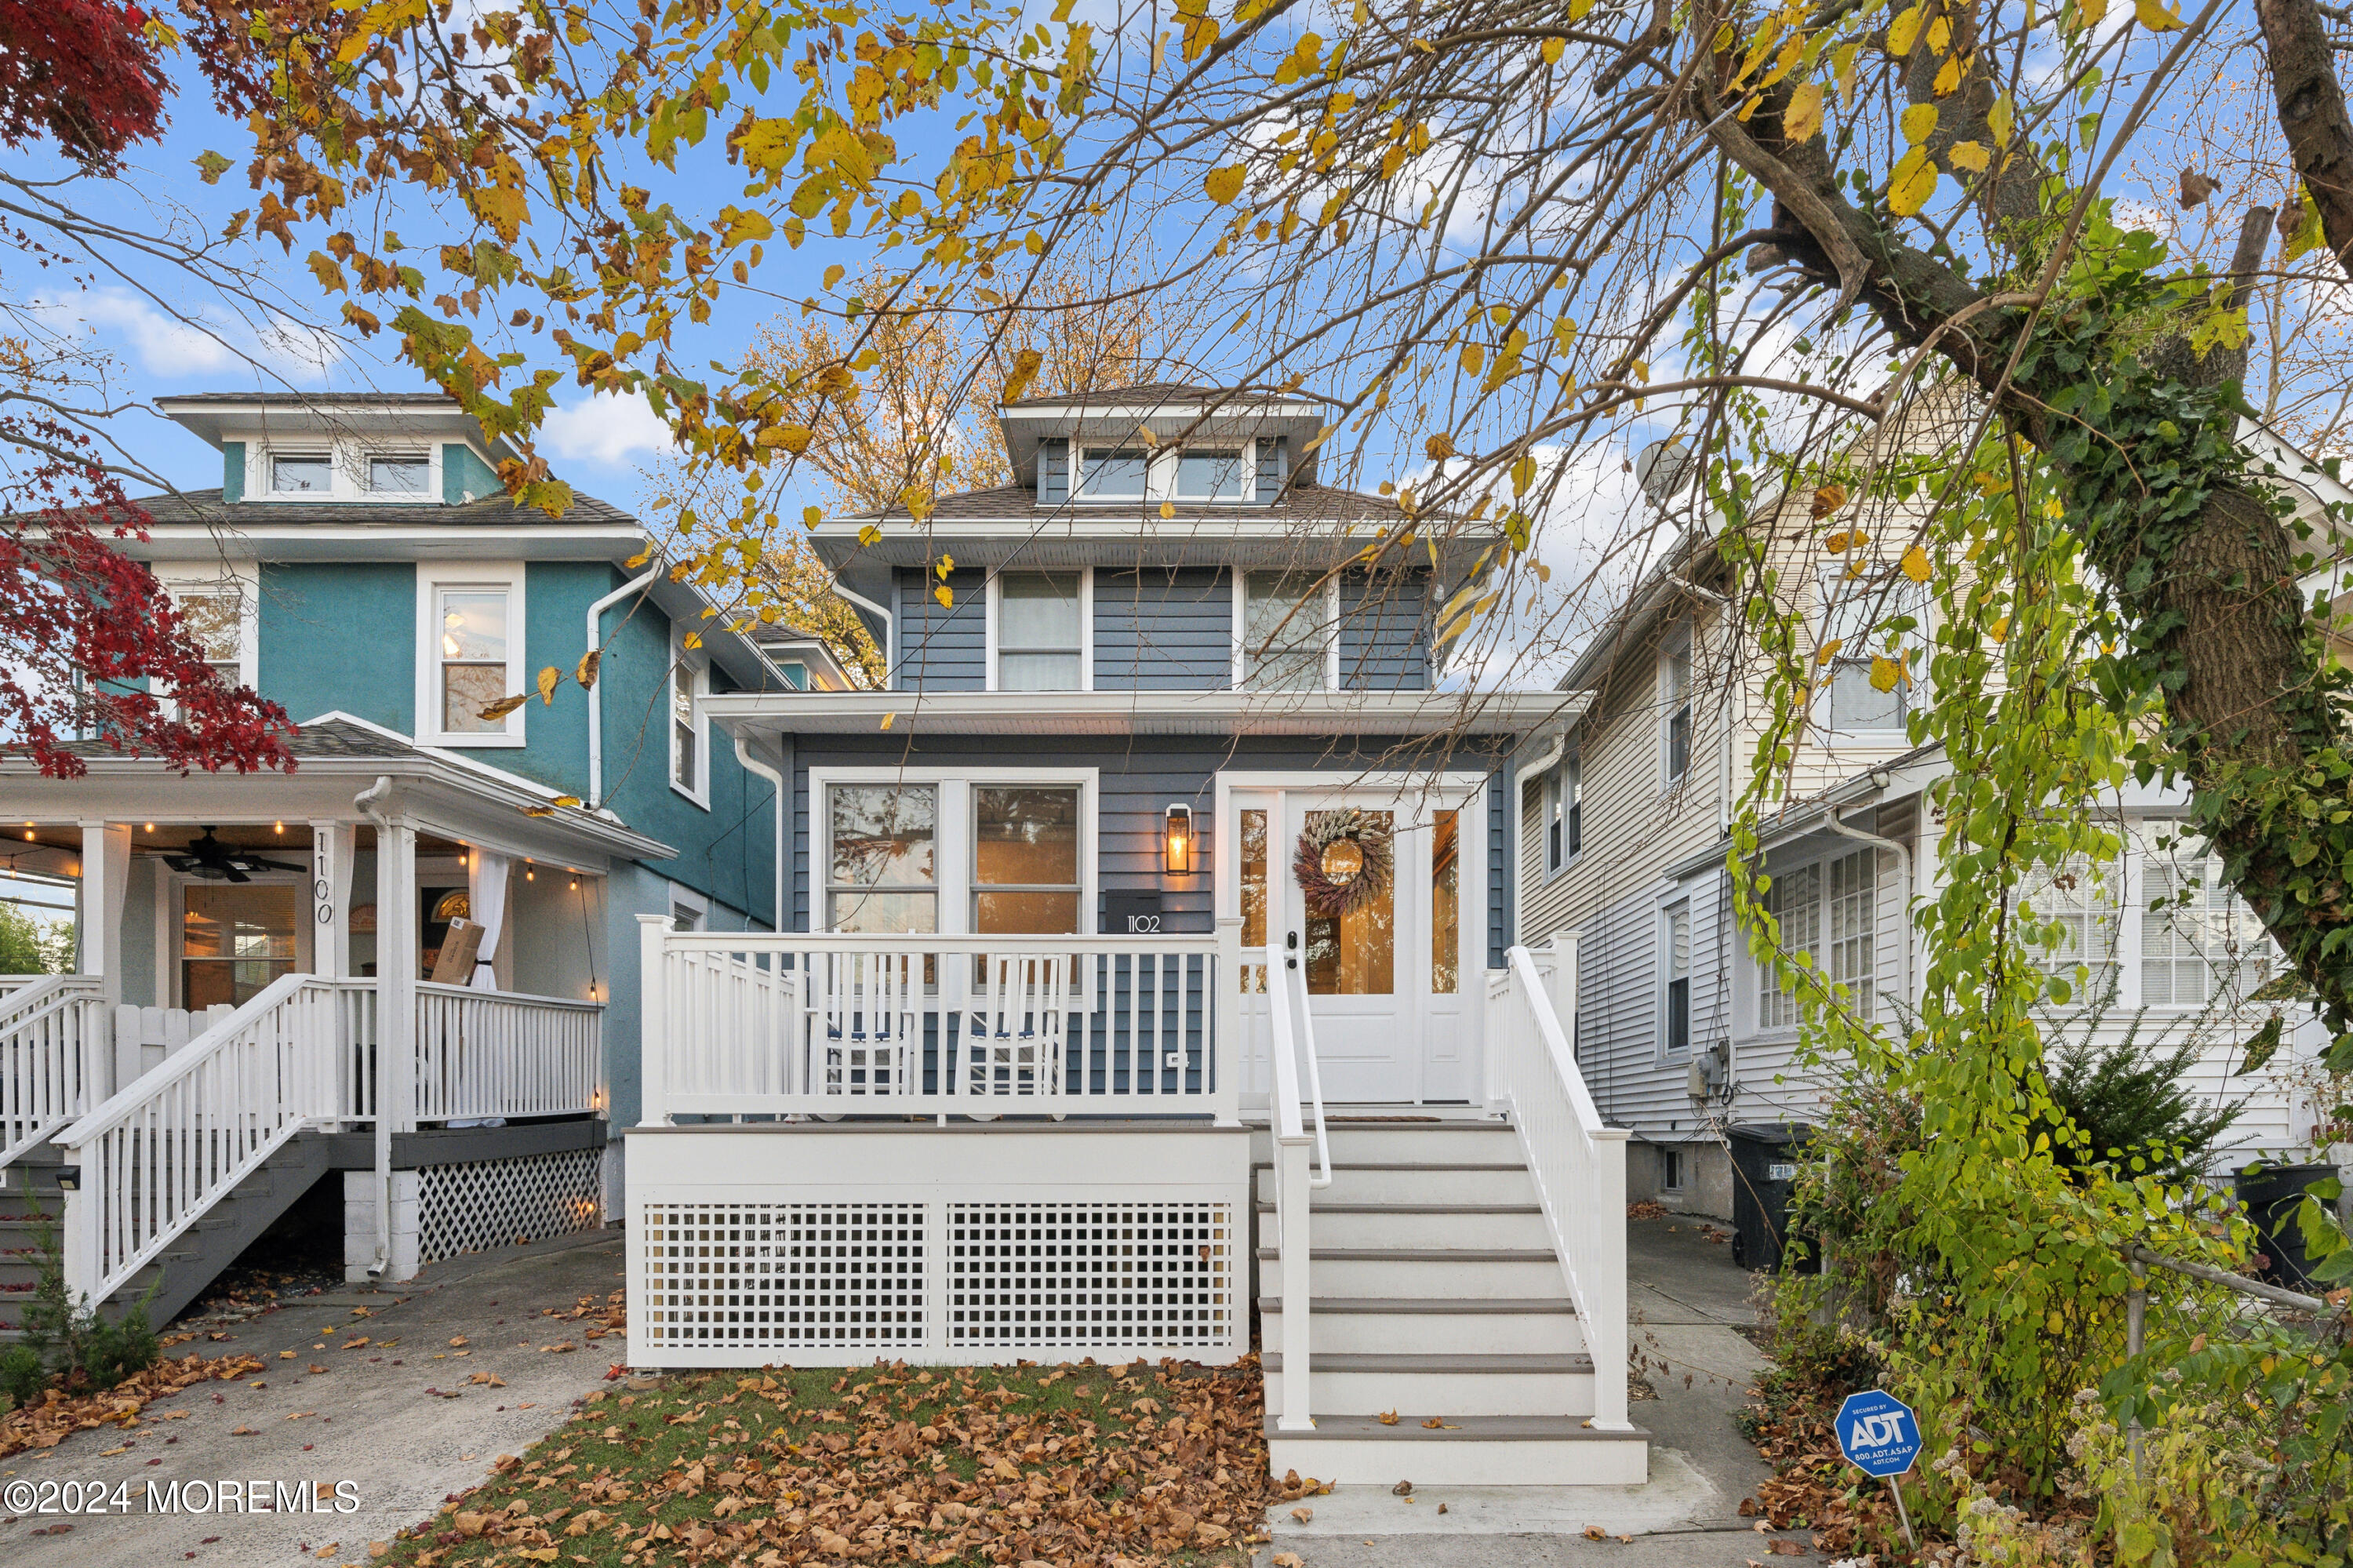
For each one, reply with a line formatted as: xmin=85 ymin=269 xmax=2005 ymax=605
xmin=1231 ymin=779 xmax=1484 ymax=1103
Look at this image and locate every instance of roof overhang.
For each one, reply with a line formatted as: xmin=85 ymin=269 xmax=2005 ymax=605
xmin=806 ymin=515 xmax=1503 ymax=578
xmin=702 ymin=688 xmax=1587 ymax=740
xmin=996 ymin=394 xmax=1328 ymax=486
xmin=155 ymin=395 xmax=520 ymax=461
xmin=0 ymin=713 xmax=675 ymax=871
xmin=116 ymin=521 xmax=650 ymax=566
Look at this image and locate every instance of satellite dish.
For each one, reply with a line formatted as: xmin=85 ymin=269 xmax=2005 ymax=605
xmin=1635 ymin=438 xmax=1696 ymax=504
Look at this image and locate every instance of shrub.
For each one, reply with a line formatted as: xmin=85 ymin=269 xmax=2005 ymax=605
xmin=0 ymin=1343 xmax=42 ymax=1411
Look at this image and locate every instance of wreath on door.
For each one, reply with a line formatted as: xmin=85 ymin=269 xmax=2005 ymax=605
xmin=1293 ymin=809 xmax=1393 ymax=918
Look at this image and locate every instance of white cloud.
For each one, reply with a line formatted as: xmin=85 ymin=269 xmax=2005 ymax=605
xmin=541 ymin=391 xmax=676 ymax=465
xmin=28 ymin=287 xmax=344 ymax=382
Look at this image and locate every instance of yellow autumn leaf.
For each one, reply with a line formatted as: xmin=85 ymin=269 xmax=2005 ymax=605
xmin=1511 ymin=454 xmax=1538 ymax=495
xmin=1160 ymin=501 xmax=1176 ymax=518
xmin=1988 ymin=93 xmax=2015 ymax=148
xmin=999 ymin=347 xmax=1046 ymax=403
xmin=551 ymin=795 xmax=581 ymax=808
xmin=1888 ymin=147 xmax=1939 ymax=216
xmin=1541 ymin=36 xmax=1564 ymax=64
xmin=1947 ymin=140 xmax=1990 ymax=173
xmin=2075 ymin=0 xmax=2109 ymax=29
xmin=1833 ymin=39 xmax=1863 ymax=102
xmin=823 ymin=263 xmax=846 ymax=290
xmin=1824 ymin=529 xmax=1867 ymax=553
xmin=476 ymin=693 xmax=530 ymax=722
xmin=1990 ymin=614 xmax=2010 ymax=642
xmin=879 ymin=711 xmax=896 ymax=730
xmin=933 ymin=584 xmax=953 ymax=609
xmin=1870 ymin=656 xmax=1904 ymax=693
xmin=1933 ymin=54 xmax=1962 ymax=96
xmin=536 ymin=666 xmax=561 ymax=706
xmin=1460 ymin=342 xmax=1485 ymax=375
xmin=2134 ymin=0 xmax=2186 ymax=27
xmin=1899 ymin=104 xmax=1939 ymax=145
xmin=576 ymin=649 xmax=600 ymax=690
xmin=760 ymin=424 xmax=814 ymax=453
xmin=1816 ymin=638 xmax=1845 ymax=665
xmin=1204 ymin=166 xmax=1246 ymax=205
xmin=1783 ymin=82 xmax=1825 ymax=144
xmin=1900 ymin=545 xmax=1932 ymax=583
xmin=1886 ymin=5 xmax=1925 ymax=54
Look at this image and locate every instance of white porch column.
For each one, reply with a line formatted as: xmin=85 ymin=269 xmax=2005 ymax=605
xmin=75 ymin=822 xmax=132 ymax=1004
xmin=1211 ymin=914 xmax=1243 ymax=1126
xmin=372 ymin=819 xmax=420 ymax=1280
xmin=310 ymin=822 xmax=357 ymax=980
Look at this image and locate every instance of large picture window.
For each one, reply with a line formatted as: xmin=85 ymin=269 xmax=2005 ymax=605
xmin=820 ymin=773 xmax=1094 ymax=939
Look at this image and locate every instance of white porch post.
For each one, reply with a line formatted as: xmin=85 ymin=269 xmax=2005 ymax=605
xmin=310 ymin=822 xmax=356 ymax=980
xmin=1211 ymin=914 xmax=1242 ymax=1127
xmin=638 ymin=913 xmax=668 ymax=1126
xmin=75 ymin=822 xmax=132 ymax=1003
xmin=373 ymin=819 xmax=419 ymax=1279
xmin=1587 ymin=1125 xmax=1634 ymax=1432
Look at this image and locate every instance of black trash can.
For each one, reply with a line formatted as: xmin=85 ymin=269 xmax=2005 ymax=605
xmin=1727 ymin=1122 xmax=1817 ymax=1274
xmin=2235 ymin=1162 xmax=2340 ymax=1290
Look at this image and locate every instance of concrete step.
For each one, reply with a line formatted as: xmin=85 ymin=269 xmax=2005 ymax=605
xmin=1253 ymin=1162 xmax=1537 ymax=1206
xmin=1263 ymin=1352 xmax=1595 ymax=1417
xmin=1259 ymin=1297 xmax=1584 ymax=1356
xmin=1266 ymin=1415 xmax=1650 ymax=1487
xmin=1259 ymin=1246 xmax=1568 ymax=1298
xmin=1255 ymin=1121 xmax=1524 ymax=1166
xmin=1254 ymin=1202 xmax=1551 ymax=1250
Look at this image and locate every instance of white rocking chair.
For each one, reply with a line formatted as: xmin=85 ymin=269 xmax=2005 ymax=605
xmin=962 ymin=953 xmax=1070 ymax=1115
xmin=813 ymin=951 xmax=919 ymax=1104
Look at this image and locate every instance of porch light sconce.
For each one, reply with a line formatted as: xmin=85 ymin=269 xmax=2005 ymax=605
xmin=1164 ymin=804 xmax=1193 ymax=876
xmin=54 ymin=1166 xmax=79 ymax=1192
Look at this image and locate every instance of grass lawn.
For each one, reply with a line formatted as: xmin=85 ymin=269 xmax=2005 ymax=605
xmin=375 ymin=1355 xmax=1310 ymax=1568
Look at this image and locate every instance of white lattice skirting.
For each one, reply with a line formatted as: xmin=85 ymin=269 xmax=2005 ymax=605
xmin=625 ymin=1125 xmax=1249 ymax=1367
xmin=418 ymin=1147 xmax=606 ymax=1264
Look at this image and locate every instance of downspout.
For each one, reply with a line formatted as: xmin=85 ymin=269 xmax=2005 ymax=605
xmin=1821 ymin=787 xmax=1912 ymax=1012
xmin=352 ymin=775 xmax=395 ymax=1279
xmin=827 ymin=575 xmax=896 ymax=688
xmin=587 ymin=562 xmax=664 ymax=809
xmin=733 ymin=733 xmax=787 ymax=934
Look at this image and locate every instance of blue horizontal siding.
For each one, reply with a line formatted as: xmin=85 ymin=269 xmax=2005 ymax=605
xmin=1339 ymin=571 xmax=1431 ymax=691
xmin=1095 ymin=566 xmax=1231 ymax=690
xmin=896 ymin=567 xmax=987 ymax=691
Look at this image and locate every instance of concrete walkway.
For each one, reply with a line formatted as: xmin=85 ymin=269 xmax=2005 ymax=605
xmin=0 ymin=1229 xmax=625 ymax=1568
xmin=1268 ymin=1214 xmax=1800 ymax=1566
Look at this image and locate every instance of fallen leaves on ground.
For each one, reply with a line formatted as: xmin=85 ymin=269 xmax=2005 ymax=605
xmin=0 ymin=1352 xmax=267 ymax=1458
xmin=373 ymin=1318 xmax=1304 ymax=1568
xmin=1626 ymin=1200 xmax=1670 ymax=1220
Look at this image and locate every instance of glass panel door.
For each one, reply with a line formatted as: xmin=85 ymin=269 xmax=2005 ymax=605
xmin=183 ymin=884 xmax=299 ymax=1007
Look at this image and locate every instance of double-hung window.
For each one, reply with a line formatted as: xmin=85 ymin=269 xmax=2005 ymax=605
xmin=972 ymin=786 xmax=1082 ymax=934
xmin=1662 ymin=638 xmax=1692 ymax=783
xmin=670 ymin=638 xmax=709 ymax=802
xmin=994 ymin=572 xmax=1086 ymax=690
xmin=2022 ymin=854 xmax=2121 ymax=1006
xmin=1757 ymin=848 xmax=1876 ymax=1028
xmin=1819 ymin=564 xmax=1922 ymax=734
xmin=2140 ymin=845 xmax=2275 ymax=1006
xmin=419 ymin=564 xmax=526 ymax=744
xmin=438 ymin=591 xmax=510 ymax=733
xmin=1661 ymin=901 xmax=1691 ymax=1058
xmin=1240 ymin=571 xmax=1332 ymax=690
xmin=165 ymin=572 xmax=254 ymax=691
xmin=821 ymin=774 xmax=1091 ymax=938
xmin=1544 ymin=756 xmax=1581 ymax=872
xmin=827 ymin=784 xmax=939 ymax=933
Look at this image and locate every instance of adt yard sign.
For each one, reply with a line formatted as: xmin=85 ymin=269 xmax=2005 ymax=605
xmin=1836 ymin=1391 xmax=1921 ymax=1478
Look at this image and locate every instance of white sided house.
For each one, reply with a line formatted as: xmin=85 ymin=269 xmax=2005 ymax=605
xmin=1515 ymin=420 xmax=2344 ymax=1220
xmin=621 ymin=385 xmax=1647 ymax=1484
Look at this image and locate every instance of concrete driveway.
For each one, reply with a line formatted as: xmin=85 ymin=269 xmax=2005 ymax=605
xmin=0 ymin=1230 xmax=625 ymax=1568
xmin=1268 ymin=1214 xmax=1796 ymax=1566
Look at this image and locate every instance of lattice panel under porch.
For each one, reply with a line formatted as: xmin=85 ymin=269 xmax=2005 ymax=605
xmin=946 ymin=1202 xmax=1235 ymax=1350
xmin=636 ymin=1203 xmax=926 ymax=1352
xmin=416 ymin=1147 xmax=605 ymax=1265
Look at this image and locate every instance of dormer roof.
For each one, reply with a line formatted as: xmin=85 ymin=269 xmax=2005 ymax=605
xmin=993 ymin=383 xmax=1328 ymax=489
xmin=155 ymin=391 xmax=520 ymax=461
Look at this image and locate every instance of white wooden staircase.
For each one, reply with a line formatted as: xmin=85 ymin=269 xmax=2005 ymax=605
xmin=1253 ymin=943 xmax=1647 ymax=1485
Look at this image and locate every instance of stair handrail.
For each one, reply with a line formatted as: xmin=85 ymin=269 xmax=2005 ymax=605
xmin=1278 ymin=955 xmax=1331 ymax=1188
xmin=1264 ymin=941 xmax=1324 ymax=1433
xmin=56 ymin=972 xmax=344 ymax=1307
xmin=1500 ymin=940 xmax=1632 ymax=1434
xmin=0 ymin=976 xmax=111 ymax=1168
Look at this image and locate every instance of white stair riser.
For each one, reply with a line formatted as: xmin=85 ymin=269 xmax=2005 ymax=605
xmin=1267 ymin=1434 xmax=1649 ymax=1487
xmin=1320 ymin=1130 xmax=1525 ymax=1163
xmin=1255 ymin=1166 xmax=1539 ymax=1205
xmin=1294 ymin=1208 xmax=1553 ymax=1250
xmin=1265 ymin=1368 xmax=1593 ymax=1417
xmin=1264 ymin=1310 xmax=1585 ymax=1356
xmin=1262 ymin=1255 xmax=1567 ymax=1297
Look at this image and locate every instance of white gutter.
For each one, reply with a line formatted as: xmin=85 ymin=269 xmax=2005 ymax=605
xmin=826 ymin=576 xmax=896 ymax=687
xmin=586 ymin=562 xmax=663 ymax=809
xmin=733 ymin=733 xmax=787 ymax=934
xmin=351 ymin=775 xmax=395 ymax=1279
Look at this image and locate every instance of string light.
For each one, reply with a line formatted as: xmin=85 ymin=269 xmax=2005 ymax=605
xmin=273 ymin=821 xmax=285 ymax=835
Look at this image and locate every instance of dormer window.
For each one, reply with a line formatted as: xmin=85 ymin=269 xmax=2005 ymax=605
xmin=1176 ymin=449 xmax=1246 ymax=501
xmin=1078 ymin=447 xmax=1148 ymax=499
xmin=369 ymin=453 xmax=431 ymax=494
xmin=272 ymin=453 xmax=332 ymax=493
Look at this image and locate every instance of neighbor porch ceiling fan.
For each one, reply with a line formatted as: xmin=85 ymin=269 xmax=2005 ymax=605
xmin=163 ymin=828 xmax=304 ymax=883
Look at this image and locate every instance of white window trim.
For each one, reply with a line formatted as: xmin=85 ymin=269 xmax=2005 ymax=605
xmin=238 ymin=434 xmax=446 ymax=504
xmin=416 ymin=561 xmax=527 ymax=748
xmin=1543 ymin=754 xmax=1581 ymax=879
xmin=984 ymin=566 xmax=1094 ymax=693
xmin=667 ymin=882 xmax=710 ymax=931
xmin=810 ymin=766 xmax=1099 ymax=938
xmin=1231 ymin=570 xmax=1342 ymax=691
xmin=166 ymin=867 xmax=313 ymax=1010
xmin=155 ymin=560 xmax=260 ymax=693
xmin=1657 ymin=896 xmax=1693 ymax=1064
xmin=1658 ymin=627 xmax=1693 ymax=789
xmin=669 ymin=629 xmax=711 ymax=809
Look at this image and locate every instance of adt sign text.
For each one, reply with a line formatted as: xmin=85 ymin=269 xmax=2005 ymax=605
xmin=1835 ymin=1390 xmax=1921 ymax=1479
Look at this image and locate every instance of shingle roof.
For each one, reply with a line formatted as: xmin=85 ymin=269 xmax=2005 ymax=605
xmin=125 ymin=486 xmax=640 ymax=529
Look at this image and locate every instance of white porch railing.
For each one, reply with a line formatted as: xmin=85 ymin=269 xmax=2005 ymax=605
xmin=1489 ymin=938 xmax=1631 ymax=1433
xmin=413 ymin=982 xmax=602 ymax=1122
xmin=1264 ymin=937 xmax=1330 ymax=1434
xmin=56 ymin=973 xmax=347 ymax=1306
xmin=640 ymin=921 xmax=1240 ymax=1123
xmin=1 ymin=975 xmax=111 ymax=1169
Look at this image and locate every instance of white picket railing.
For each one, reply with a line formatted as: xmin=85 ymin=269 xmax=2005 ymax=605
xmin=640 ymin=920 xmax=1240 ymax=1123
xmin=1264 ymin=938 xmax=1329 ymax=1434
xmin=412 ymin=983 xmax=602 ymax=1122
xmin=56 ymin=973 xmax=347 ymax=1307
xmin=0 ymin=975 xmax=111 ymax=1168
xmin=1489 ymin=937 xmax=1631 ymax=1433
